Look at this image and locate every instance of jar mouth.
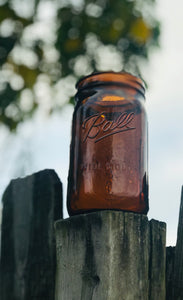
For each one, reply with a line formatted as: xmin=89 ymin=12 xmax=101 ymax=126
xmin=76 ymin=71 xmax=145 ymax=96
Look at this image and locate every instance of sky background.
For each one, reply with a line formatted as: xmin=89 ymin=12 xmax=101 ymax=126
xmin=0 ymin=0 xmax=183 ymax=246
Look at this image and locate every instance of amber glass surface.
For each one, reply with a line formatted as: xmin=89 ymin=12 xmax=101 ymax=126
xmin=67 ymin=72 xmax=149 ymax=215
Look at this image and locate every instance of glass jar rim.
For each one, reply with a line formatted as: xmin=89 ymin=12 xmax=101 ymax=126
xmin=76 ymin=71 xmax=145 ymax=96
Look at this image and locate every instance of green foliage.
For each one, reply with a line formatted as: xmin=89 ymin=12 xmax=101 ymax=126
xmin=0 ymin=0 xmax=160 ymax=130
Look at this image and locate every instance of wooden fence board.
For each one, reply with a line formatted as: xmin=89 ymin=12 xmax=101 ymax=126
xmin=0 ymin=169 xmax=63 ymax=300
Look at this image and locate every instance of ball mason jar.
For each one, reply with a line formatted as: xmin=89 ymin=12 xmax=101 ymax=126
xmin=67 ymin=72 xmax=149 ymax=215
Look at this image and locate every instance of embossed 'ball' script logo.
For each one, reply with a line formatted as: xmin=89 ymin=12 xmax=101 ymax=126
xmin=82 ymin=112 xmax=135 ymax=143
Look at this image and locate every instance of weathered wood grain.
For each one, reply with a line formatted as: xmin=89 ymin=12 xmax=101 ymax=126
xmin=149 ymin=219 xmax=166 ymax=300
xmin=0 ymin=169 xmax=63 ymax=300
xmin=55 ymin=211 xmax=166 ymax=300
xmin=166 ymin=246 xmax=175 ymax=300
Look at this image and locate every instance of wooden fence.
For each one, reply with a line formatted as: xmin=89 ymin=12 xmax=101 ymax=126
xmin=0 ymin=169 xmax=182 ymax=299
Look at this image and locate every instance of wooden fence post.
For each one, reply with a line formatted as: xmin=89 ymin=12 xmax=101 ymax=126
xmin=166 ymin=246 xmax=175 ymax=300
xmin=171 ymin=186 xmax=183 ymax=300
xmin=55 ymin=211 xmax=166 ymax=300
xmin=0 ymin=169 xmax=63 ymax=300
xmin=3 ymin=170 xmax=183 ymax=299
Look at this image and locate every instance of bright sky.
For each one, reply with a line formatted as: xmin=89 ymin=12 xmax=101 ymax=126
xmin=1 ymin=0 xmax=183 ymax=245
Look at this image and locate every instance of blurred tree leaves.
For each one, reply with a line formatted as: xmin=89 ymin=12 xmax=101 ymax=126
xmin=0 ymin=0 xmax=160 ymax=130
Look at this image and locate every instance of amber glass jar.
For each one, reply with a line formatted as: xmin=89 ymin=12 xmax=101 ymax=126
xmin=67 ymin=71 xmax=149 ymax=215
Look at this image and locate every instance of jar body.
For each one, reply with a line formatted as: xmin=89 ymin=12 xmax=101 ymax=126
xmin=67 ymin=73 xmax=149 ymax=215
